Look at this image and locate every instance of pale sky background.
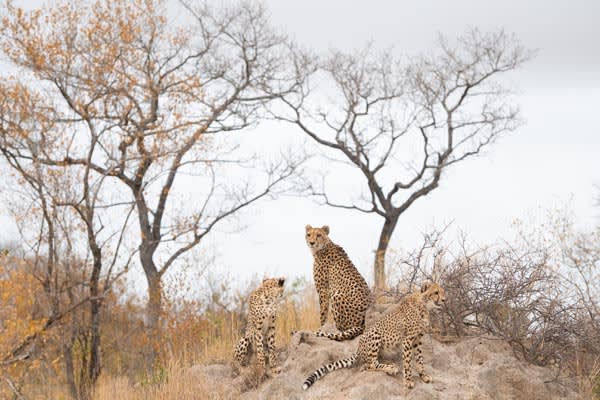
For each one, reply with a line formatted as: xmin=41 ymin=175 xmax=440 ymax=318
xmin=208 ymin=0 xmax=600 ymax=286
xmin=1 ymin=0 xmax=599 ymax=296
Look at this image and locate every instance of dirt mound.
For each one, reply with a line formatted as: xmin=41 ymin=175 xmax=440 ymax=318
xmin=189 ymin=306 xmax=580 ymax=400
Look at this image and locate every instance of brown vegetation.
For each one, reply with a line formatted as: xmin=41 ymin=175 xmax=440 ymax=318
xmin=2 ymin=210 xmax=599 ymax=399
xmin=387 ymin=216 xmax=600 ymax=398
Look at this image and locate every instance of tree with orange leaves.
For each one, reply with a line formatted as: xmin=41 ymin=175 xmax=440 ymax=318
xmin=0 ymin=138 xmax=133 ymax=399
xmin=0 ymin=250 xmax=47 ymax=399
xmin=0 ymin=0 xmax=306 ymax=348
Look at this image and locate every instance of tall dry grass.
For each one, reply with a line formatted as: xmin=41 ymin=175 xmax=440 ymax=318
xmin=92 ymin=286 xmax=320 ymax=399
xmin=93 ymin=361 xmax=226 ymax=400
xmin=575 ymin=356 xmax=600 ymax=400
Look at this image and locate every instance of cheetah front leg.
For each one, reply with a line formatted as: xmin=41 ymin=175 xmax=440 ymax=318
xmin=313 ymin=263 xmax=330 ymax=327
xmin=414 ymin=334 xmax=431 ymax=383
xmin=317 ymin=290 xmax=329 ymax=329
xmin=251 ymin=328 xmax=267 ymax=370
xmin=266 ymin=314 xmax=281 ymax=374
xmin=402 ymin=336 xmax=416 ymax=389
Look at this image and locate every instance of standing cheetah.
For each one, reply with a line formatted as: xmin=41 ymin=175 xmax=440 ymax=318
xmin=305 ymin=225 xmax=371 ymax=341
xmin=302 ymin=282 xmax=446 ymax=390
xmin=233 ymin=277 xmax=285 ymax=374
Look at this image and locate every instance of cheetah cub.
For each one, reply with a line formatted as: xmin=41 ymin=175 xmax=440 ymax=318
xmin=234 ymin=277 xmax=285 ymax=375
xmin=302 ymin=282 xmax=446 ymax=390
xmin=305 ymin=225 xmax=371 ymax=341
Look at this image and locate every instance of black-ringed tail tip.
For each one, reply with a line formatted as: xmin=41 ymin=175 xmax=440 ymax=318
xmin=301 ymin=355 xmax=357 ymax=390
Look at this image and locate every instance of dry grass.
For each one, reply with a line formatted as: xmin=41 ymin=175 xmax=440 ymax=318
xmin=93 ymin=361 xmax=228 ymax=400
xmin=19 ymin=277 xmax=598 ymax=400
xmin=276 ymin=288 xmax=321 ymax=344
xmin=93 ymin=284 xmax=600 ymax=400
xmin=575 ymin=356 xmax=600 ymax=400
xmin=92 ymin=288 xmax=321 ymax=399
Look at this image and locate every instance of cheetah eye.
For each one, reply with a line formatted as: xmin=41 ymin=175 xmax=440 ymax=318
xmin=434 ymin=291 xmax=438 ymax=295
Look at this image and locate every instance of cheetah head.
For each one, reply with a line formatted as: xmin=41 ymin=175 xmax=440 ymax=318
xmin=421 ymin=281 xmax=446 ymax=310
xmin=262 ymin=277 xmax=286 ymax=299
xmin=305 ymin=225 xmax=331 ymax=253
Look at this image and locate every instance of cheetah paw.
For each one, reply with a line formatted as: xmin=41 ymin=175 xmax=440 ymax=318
xmin=270 ymin=365 xmax=282 ymax=375
xmin=405 ymin=380 xmax=415 ymax=389
xmin=420 ymin=373 xmax=432 ymax=383
xmin=387 ymin=366 xmax=400 ymax=376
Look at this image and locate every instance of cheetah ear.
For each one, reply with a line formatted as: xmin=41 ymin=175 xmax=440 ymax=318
xmin=421 ymin=281 xmax=432 ymax=293
xmin=321 ymin=225 xmax=330 ymax=235
xmin=277 ymin=278 xmax=285 ymax=287
xmin=305 ymin=224 xmax=312 ymax=231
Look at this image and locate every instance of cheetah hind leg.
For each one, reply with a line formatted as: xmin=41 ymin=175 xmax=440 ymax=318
xmin=266 ymin=316 xmax=281 ymax=375
xmin=314 ymin=325 xmax=364 ymax=341
xmin=361 ymin=335 xmax=399 ymax=376
xmin=364 ymin=360 xmax=401 ymax=376
xmin=233 ymin=336 xmax=251 ymax=367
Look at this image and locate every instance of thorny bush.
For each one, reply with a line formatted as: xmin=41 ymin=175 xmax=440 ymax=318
xmin=389 ymin=219 xmax=600 ymax=387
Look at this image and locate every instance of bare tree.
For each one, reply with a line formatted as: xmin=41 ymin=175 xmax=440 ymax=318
xmin=0 ymin=0 xmax=306 ymax=336
xmin=276 ymin=29 xmax=532 ymax=289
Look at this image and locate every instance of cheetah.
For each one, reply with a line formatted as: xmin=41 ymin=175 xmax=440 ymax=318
xmin=305 ymin=225 xmax=371 ymax=341
xmin=233 ymin=277 xmax=285 ymax=374
xmin=302 ymin=281 xmax=446 ymax=390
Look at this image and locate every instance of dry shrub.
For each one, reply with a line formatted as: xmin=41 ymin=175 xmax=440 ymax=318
xmin=389 ymin=218 xmax=600 ymax=394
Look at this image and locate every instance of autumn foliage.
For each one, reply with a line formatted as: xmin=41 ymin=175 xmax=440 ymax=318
xmin=0 ymin=249 xmax=319 ymax=399
xmin=0 ymin=253 xmax=49 ymax=398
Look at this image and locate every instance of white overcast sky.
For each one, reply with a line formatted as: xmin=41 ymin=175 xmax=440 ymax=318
xmin=1 ymin=0 xmax=599 ymax=293
xmin=217 ymin=0 xmax=600 ymax=287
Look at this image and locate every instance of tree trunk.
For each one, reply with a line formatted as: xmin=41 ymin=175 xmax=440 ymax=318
xmin=88 ymin=298 xmax=101 ymax=386
xmin=78 ymin=335 xmax=89 ymax=400
xmin=62 ymin=340 xmax=77 ymax=400
xmin=146 ymin=274 xmax=163 ymax=332
xmin=139 ymin=240 xmax=162 ymax=332
xmin=136 ymin=195 xmax=163 ymax=370
xmin=85 ymin=231 xmax=103 ymax=395
xmin=135 ymin=189 xmax=163 ymax=333
xmin=373 ymin=216 xmax=399 ymax=291
xmin=144 ymin=269 xmax=163 ymax=370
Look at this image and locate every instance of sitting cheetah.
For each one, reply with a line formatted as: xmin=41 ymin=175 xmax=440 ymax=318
xmin=302 ymin=282 xmax=446 ymax=390
xmin=234 ymin=277 xmax=285 ymax=374
xmin=305 ymin=225 xmax=371 ymax=341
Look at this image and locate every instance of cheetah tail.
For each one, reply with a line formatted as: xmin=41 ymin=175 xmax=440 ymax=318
xmin=302 ymin=354 xmax=357 ymax=390
xmin=315 ymin=326 xmax=363 ymax=341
